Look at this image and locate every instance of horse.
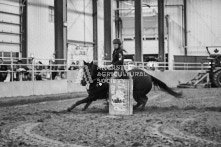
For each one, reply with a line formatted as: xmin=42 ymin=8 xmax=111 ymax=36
xmin=67 ymin=61 xmax=182 ymax=111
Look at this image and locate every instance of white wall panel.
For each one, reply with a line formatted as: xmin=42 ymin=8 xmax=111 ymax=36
xmin=1 ymin=0 xmax=20 ymax=6
xmin=0 ymin=24 xmax=20 ymax=33
xmin=0 ymin=34 xmax=20 ymax=43
xmin=0 ymin=4 xmax=20 ymax=14
xmin=27 ymin=0 xmax=54 ymax=64
xmin=67 ymin=0 xmax=93 ymax=42
xmin=165 ymin=0 xmax=183 ymax=5
xmin=0 ymin=44 xmax=19 ymax=52
xmin=121 ymin=2 xmax=182 ymax=57
xmin=97 ymin=0 xmax=104 ymax=63
xmin=187 ymin=0 xmax=221 ymax=55
xmin=124 ymin=40 xmax=160 ymax=54
xmin=120 ymin=0 xmax=221 ymax=59
xmin=68 ymin=0 xmax=92 ymax=14
xmin=0 ymin=0 xmax=20 ymax=53
xmin=0 ymin=13 xmax=20 ymax=23
xmin=166 ymin=4 xmax=183 ymax=61
xmin=68 ymin=14 xmax=93 ymax=42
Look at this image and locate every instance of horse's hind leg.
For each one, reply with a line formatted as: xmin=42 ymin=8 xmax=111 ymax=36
xmin=82 ymin=101 xmax=92 ymax=111
xmin=133 ymin=93 xmax=142 ymax=109
xmin=133 ymin=91 xmax=148 ymax=110
xmin=133 ymin=96 xmax=148 ymax=110
xmin=141 ymin=95 xmax=148 ymax=109
xmin=133 ymin=102 xmax=142 ymax=109
xmin=133 ymin=95 xmax=142 ymax=109
xmin=67 ymin=97 xmax=91 ymax=112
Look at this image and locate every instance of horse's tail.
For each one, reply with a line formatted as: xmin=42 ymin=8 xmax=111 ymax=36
xmin=150 ymin=75 xmax=182 ymax=98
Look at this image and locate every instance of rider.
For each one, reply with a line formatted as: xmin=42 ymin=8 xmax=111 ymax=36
xmin=108 ymin=38 xmax=127 ymax=78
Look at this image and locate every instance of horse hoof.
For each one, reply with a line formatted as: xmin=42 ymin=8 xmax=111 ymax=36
xmin=66 ymin=107 xmax=72 ymax=112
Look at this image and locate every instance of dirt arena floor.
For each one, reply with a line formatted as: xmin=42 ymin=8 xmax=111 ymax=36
xmin=0 ymin=88 xmax=221 ymax=147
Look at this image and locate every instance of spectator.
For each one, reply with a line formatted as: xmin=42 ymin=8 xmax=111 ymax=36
xmin=15 ymin=60 xmax=28 ymax=81
xmin=26 ymin=58 xmax=34 ymax=80
xmin=68 ymin=62 xmax=78 ymax=70
xmin=35 ymin=61 xmax=43 ymax=80
xmin=0 ymin=58 xmax=8 ymax=82
xmin=68 ymin=62 xmax=77 ymax=70
xmin=58 ymin=66 xmax=66 ymax=79
xmin=146 ymin=56 xmax=158 ymax=71
xmin=53 ymin=65 xmax=61 ymax=80
xmin=49 ymin=60 xmax=57 ymax=80
xmin=76 ymin=61 xmax=80 ymax=69
xmin=40 ymin=65 xmax=51 ymax=80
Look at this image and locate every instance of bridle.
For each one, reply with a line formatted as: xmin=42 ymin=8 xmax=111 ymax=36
xmin=81 ymin=64 xmax=100 ymax=91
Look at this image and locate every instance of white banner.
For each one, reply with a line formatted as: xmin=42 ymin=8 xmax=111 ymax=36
xmin=67 ymin=44 xmax=93 ymax=66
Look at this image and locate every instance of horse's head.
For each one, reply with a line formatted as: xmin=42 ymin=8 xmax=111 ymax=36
xmin=81 ymin=61 xmax=98 ymax=86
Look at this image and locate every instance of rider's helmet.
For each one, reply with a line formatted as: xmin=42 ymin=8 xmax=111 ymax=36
xmin=113 ymin=38 xmax=122 ymax=45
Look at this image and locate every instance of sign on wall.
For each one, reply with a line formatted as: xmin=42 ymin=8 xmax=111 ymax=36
xmin=67 ymin=43 xmax=93 ymax=66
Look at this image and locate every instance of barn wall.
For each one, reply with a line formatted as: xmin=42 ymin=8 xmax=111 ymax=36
xmin=67 ymin=0 xmax=94 ymax=65
xmin=187 ymin=0 xmax=221 ymax=56
xmin=120 ymin=0 xmax=183 ymax=59
xmin=120 ymin=0 xmax=221 ymax=62
xmin=0 ymin=0 xmax=20 ymax=55
xmin=3 ymin=0 xmax=219 ymax=63
xmin=27 ymin=0 xmax=55 ymax=64
xmin=97 ymin=0 xmax=105 ymax=63
xmin=67 ymin=0 xmax=93 ymax=43
xmin=26 ymin=0 xmax=106 ymax=64
xmin=165 ymin=0 xmax=184 ymax=69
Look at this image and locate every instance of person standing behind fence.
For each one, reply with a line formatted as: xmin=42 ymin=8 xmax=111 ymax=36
xmin=40 ymin=65 xmax=51 ymax=80
xmin=49 ymin=60 xmax=57 ymax=80
xmin=68 ymin=62 xmax=79 ymax=70
xmin=0 ymin=58 xmax=8 ymax=82
xmin=15 ymin=60 xmax=28 ymax=81
xmin=35 ymin=61 xmax=43 ymax=80
xmin=26 ymin=58 xmax=34 ymax=80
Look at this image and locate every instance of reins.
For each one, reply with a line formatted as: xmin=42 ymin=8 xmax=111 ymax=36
xmin=82 ymin=64 xmax=111 ymax=91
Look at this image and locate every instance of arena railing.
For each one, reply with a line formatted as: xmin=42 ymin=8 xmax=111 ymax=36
xmin=0 ymin=57 xmax=211 ymax=82
xmin=100 ymin=60 xmax=211 ymax=71
xmin=0 ymin=57 xmax=82 ymax=82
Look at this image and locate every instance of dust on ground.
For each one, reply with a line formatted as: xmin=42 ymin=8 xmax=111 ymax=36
xmin=0 ymin=88 xmax=221 ymax=147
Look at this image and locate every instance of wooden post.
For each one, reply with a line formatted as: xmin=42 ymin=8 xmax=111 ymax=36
xmin=184 ymin=0 xmax=188 ymax=56
xmin=135 ymin=0 xmax=143 ymax=62
xmin=104 ymin=0 xmax=113 ymax=61
xmin=54 ymin=0 xmax=67 ymax=64
xmin=21 ymin=0 xmax=27 ymax=62
xmin=158 ymin=0 xmax=165 ymax=62
xmin=93 ymin=0 xmax=98 ymax=61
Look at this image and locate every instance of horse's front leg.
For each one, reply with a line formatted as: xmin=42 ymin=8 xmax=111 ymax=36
xmin=82 ymin=101 xmax=93 ymax=111
xmin=67 ymin=96 xmax=91 ymax=112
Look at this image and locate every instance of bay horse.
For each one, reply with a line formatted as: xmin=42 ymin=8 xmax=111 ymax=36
xmin=67 ymin=61 xmax=182 ymax=111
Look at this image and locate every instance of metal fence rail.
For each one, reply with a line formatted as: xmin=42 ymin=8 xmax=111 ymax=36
xmin=0 ymin=57 xmax=74 ymax=82
xmin=0 ymin=57 xmax=212 ymax=83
